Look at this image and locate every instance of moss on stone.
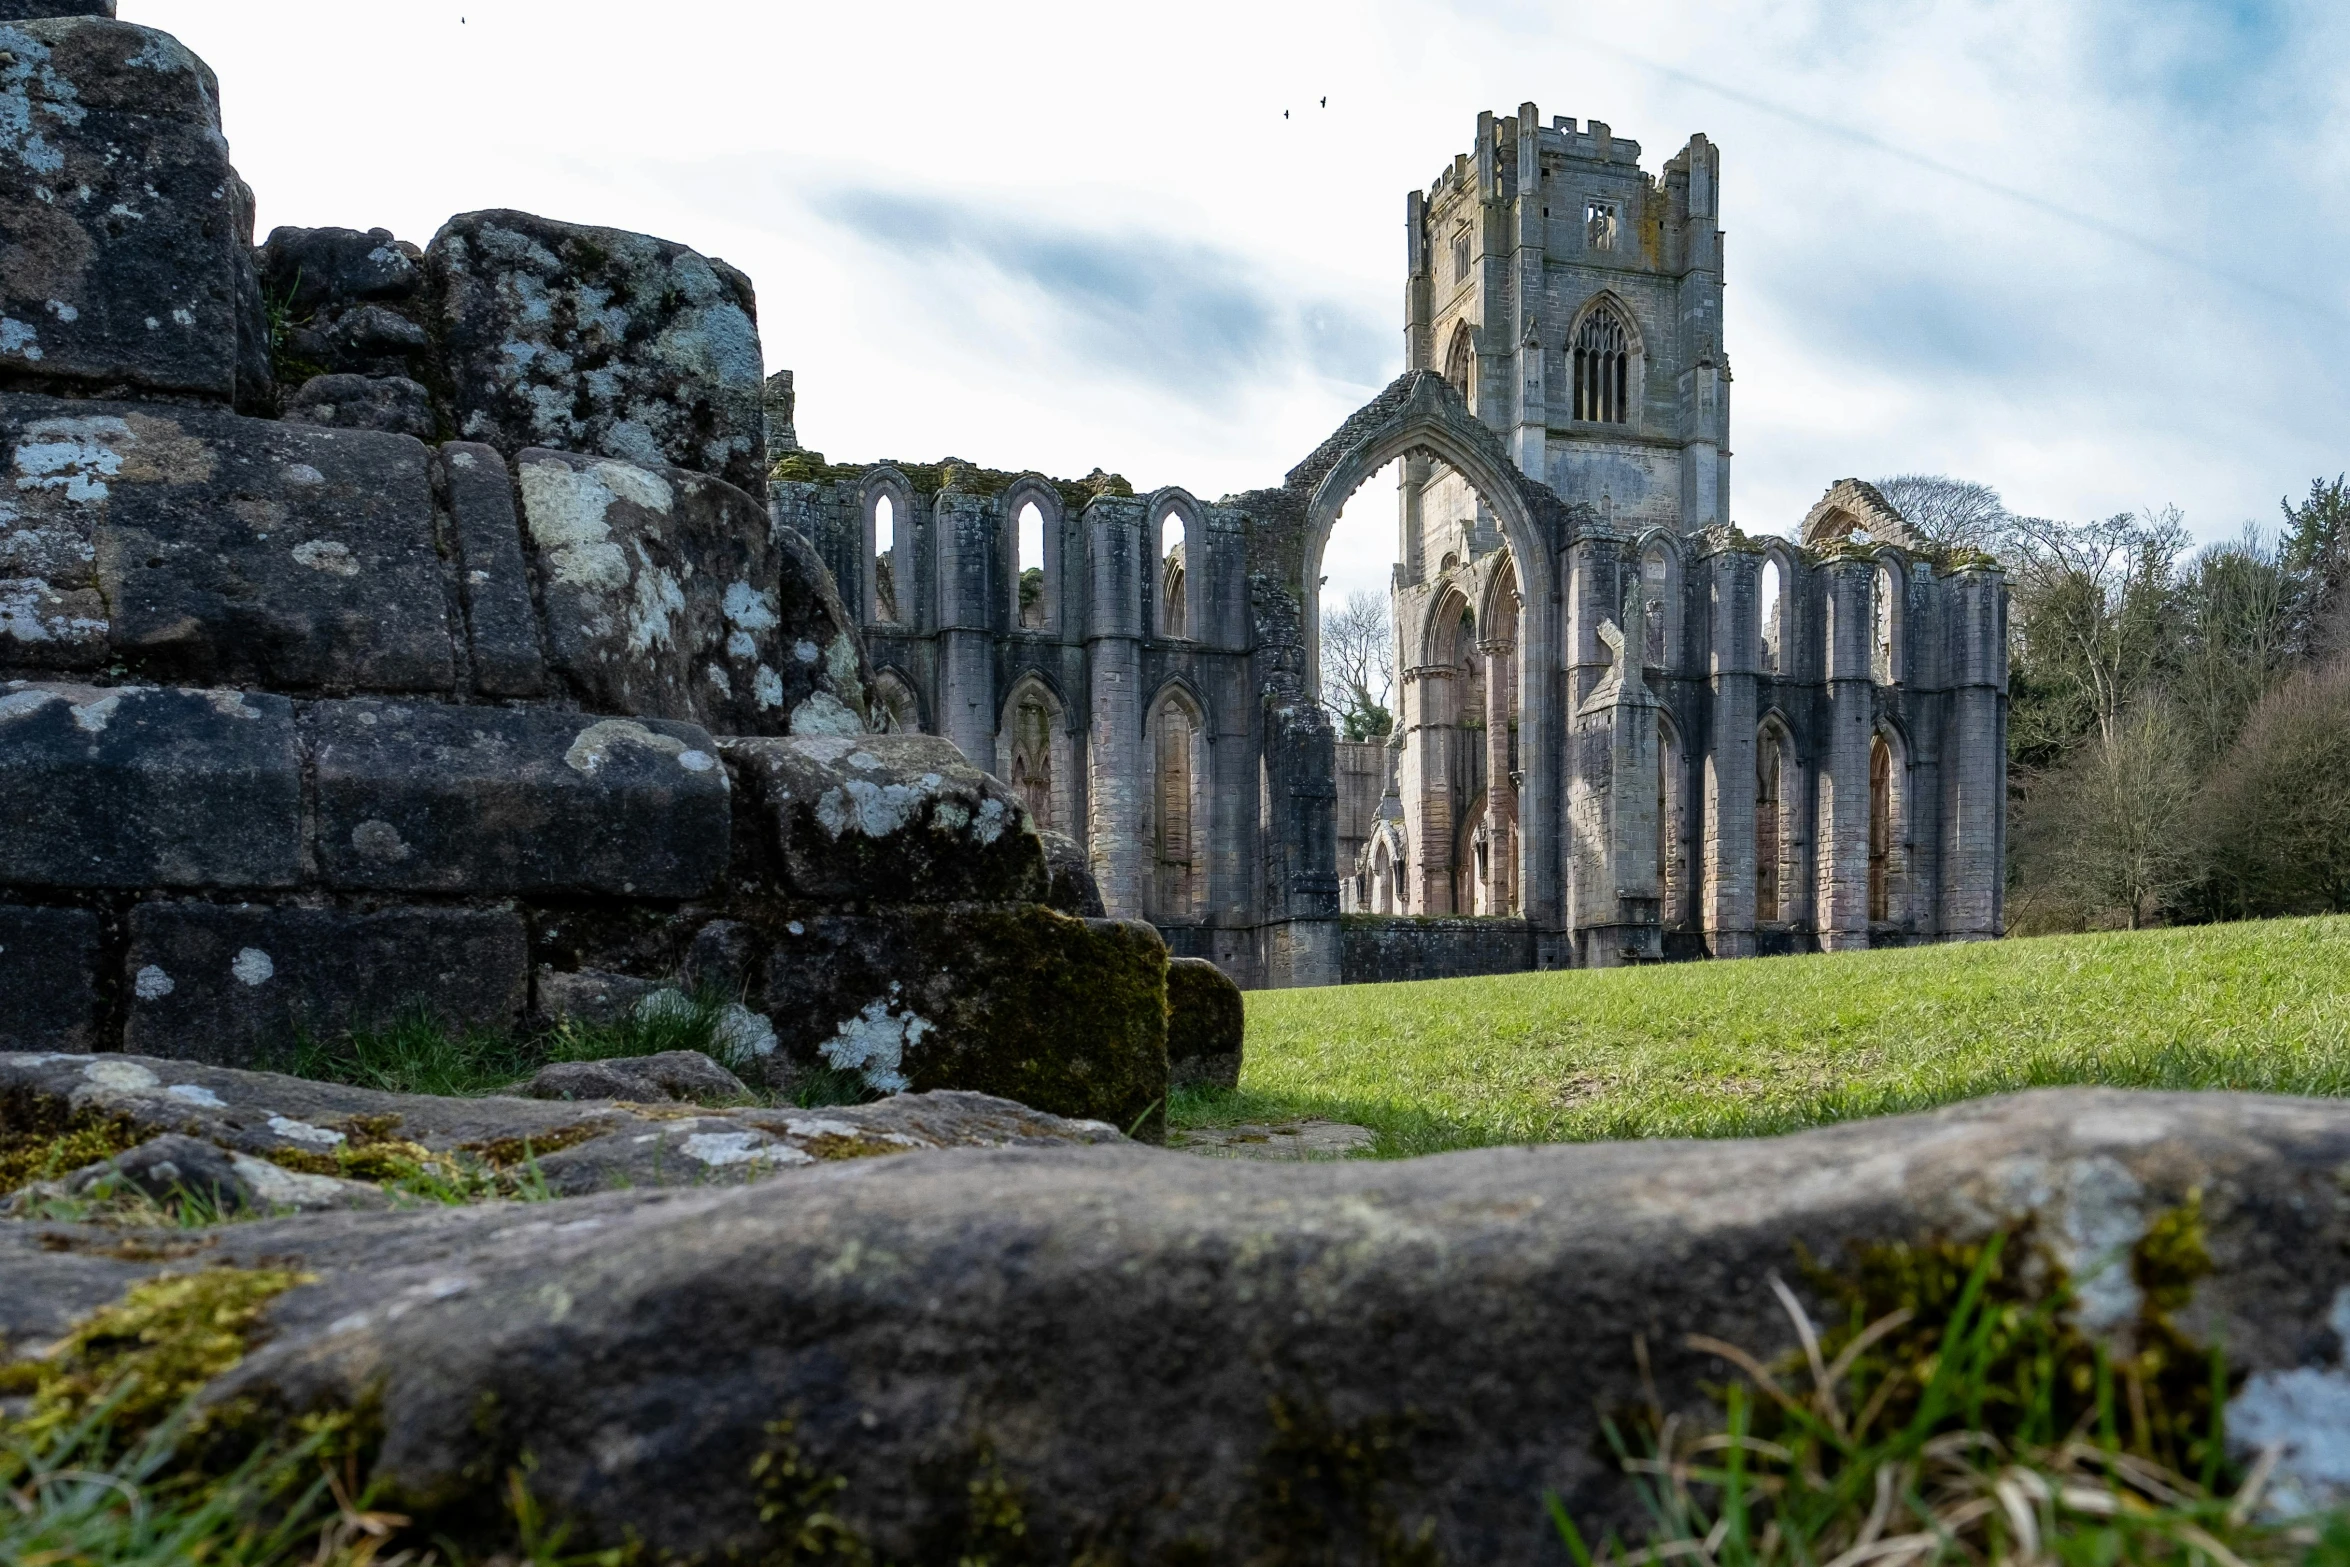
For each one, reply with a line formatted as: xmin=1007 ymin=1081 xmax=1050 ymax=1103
xmin=0 ymin=1266 xmax=313 ymax=1449
xmin=462 ymin=1120 xmax=608 ymax=1169
xmin=0 ymin=1092 xmax=147 ymax=1195
xmin=1255 ymin=1393 xmax=1440 ymax=1566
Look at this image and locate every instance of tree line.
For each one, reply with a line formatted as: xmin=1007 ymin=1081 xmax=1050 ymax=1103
xmin=1882 ymin=472 xmax=2350 ymax=932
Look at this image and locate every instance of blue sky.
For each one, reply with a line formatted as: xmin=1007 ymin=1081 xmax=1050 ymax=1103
xmin=140 ymin=0 xmax=2350 ymax=610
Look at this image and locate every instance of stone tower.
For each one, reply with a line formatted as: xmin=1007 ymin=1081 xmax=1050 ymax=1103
xmin=1404 ymin=105 xmax=1726 ymax=535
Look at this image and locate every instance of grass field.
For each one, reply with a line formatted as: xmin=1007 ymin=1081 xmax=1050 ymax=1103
xmin=1172 ymin=915 xmax=2350 ymax=1157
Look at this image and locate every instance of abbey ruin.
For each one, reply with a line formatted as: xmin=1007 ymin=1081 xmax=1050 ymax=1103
xmin=790 ymin=106 xmax=2010 ymax=985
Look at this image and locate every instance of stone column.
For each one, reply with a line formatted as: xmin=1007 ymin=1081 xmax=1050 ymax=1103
xmin=1940 ymin=566 xmax=2007 ymax=939
xmin=934 ymin=492 xmax=997 ymax=767
xmin=1700 ymin=546 xmax=1759 ymax=957
xmin=1084 ymin=496 xmax=1147 ymax=920
xmin=1511 ymin=101 xmax=1547 ymax=477
xmin=1483 ymin=633 xmax=1515 ymax=915
xmin=1818 ymin=559 xmax=1876 ymax=950
xmin=1399 ymin=661 xmax=1456 ymax=913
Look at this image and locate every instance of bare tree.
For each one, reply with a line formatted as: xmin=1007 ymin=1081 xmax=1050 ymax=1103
xmin=2197 ymin=662 xmax=2350 ymax=918
xmin=2172 ymin=524 xmax=2295 ymax=760
xmin=2038 ymin=700 xmax=2200 ymax=929
xmin=1871 ymin=474 xmax=2010 ymax=553
xmin=2005 ymin=508 xmax=2189 ymax=752
xmin=1321 ymin=590 xmax=1394 ymax=740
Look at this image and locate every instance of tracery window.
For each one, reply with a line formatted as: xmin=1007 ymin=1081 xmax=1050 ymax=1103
xmin=1443 ymin=322 xmax=1474 ymax=403
xmin=1573 ymin=303 xmax=1630 ymax=424
xmin=1451 ymin=225 xmax=1471 ymax=285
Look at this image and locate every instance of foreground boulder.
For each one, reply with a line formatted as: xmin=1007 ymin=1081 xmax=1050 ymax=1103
xmin=1165 ymin=954 xmax=1244 ymax=1089
xmin=5 ymin=1088 xmax=2348 ymax=1560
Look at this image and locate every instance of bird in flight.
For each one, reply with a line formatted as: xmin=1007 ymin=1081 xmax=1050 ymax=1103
xmin=1321 ymin=96 xmax=1327 ymax=108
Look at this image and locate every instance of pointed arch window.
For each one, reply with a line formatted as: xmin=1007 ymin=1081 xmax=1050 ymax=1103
xmin=1443 ymin=322 xmax=1475 ymax=404
xmin=1573 ymin=303 xmax=1631 ymax=424
xmin=1869 ymin=735 xmax=1893 ymax=923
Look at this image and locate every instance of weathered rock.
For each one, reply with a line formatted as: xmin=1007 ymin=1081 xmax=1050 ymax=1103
xmin=0 ymin=903 xmax=99 ymax=1049
xmin=431 ymin=441 xmax=546 ymax=698
xmin=761 ymin=906 xmax=1167 ymax=1134
xmin=431 ymin=210 xmax=768 ymax=498
xmin=723 ymin=732 xmax=1046 ymax=904
xmin=257 ymin=225 xmax=424 ymax=313
xmin=282 ymin=373 xmax=434 ymax=439
xmin=0 ymin=3 xmax=117 ymax=20
xmin=1165 ymin=954 xmax=1244 ymax=1090
xmin=0 ymin=393 xmax=454 ymax=689
xmin=534 ymin=967 xmax=659 ymax=1027
xmin=0 ymin=682 xmax=301 ymax=888
xmin=521 ymin=1050 xmax=746 ymax=1105
xmin=681 ymin=917 xmax=756 ymax=998
xmin=0 ymin=17 xmax=261 ymax=400
xmin=514 ymin=448 xmax=867 ymax=735
xmin=307 ymin=701 xmax=730 ymax=897
xmin=0 ymin=1052 xmax=1124 ymax=1206
xmin=2 ymin=1131 xmax=390 ymax=1216
xmin=122 ymin=903 xmax=530 ymax=1064
xmin=1038 ymin=827 xmax=1106 ymax=917
xmin=1 ymin=1089 xmax=2343 ymax=1562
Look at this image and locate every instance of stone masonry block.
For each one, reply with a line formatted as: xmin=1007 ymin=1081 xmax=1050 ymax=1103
xmin=0 ymin=681 xmax=299 ymax=888
xmin=0 ymin=17 xmax=258 ymax=399
xmin=721 ymin=732 xmax=1045 ymax=905
xmin=0 ymin=394 xmax=454 ymax=689
xmin=123 ymin=902 xmax=529 ymax=1065
xmin=309 ymin=701 xmax=731 ymax=897
xmin=431 ymin=210 xmax=769 ymax=498
xmin=0 ymin=903 xmax=100 ymax=1050
xmin=760 ymin=906 xmax=1167 ymax=1135
xmin=515 ymin=448 xmax=869 ymax=736
xmin=433 ymin=442 xmax=546 ymax=697
xmin=1165 ymin=955 xmax=1243 ymax=1090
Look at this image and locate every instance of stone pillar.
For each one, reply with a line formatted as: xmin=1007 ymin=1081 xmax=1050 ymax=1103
xmin=1405 ymin=189 xmax=1432 ymax=373
xmin=1818 ymin=559 xmax=1876 ymax=950
xmin=1398 ymin=456 xmax=1432 ymax=582
xmin=1399 ymin=661 xmax=1456 ymax=913
xmin=934 ymin=492 xmax=997 ymax=766
xmin=1700 ymin=546 xmax=1759 ymax=957
xmin=1511 ymin=101 xmax=1547 ymax=478
xmin=1941 ymin=566 xmax=2007 ymax=939
xmin=1084 ymin=496 xmax=1147 ymax=919
xmin=1483 ymin=634 xmax=1515 ymax=915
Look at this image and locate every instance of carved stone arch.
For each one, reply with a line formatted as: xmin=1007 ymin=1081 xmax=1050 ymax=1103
xmin=1754 ymin=707 xmax=1803 ymax=926
xmin=1475 ymin=546 xmax=1522 ymax=637
xmin=1144 ymin=678 xmax=1211 ymax=921
xmin=1148 ymin=487 xmax=1204 ymax=642
xmin=1421 ymin=580 xmax=1478 ymax=668
xmin=1870 ymin=546 xmax=1909 ymax=685
xmin=1286 ymin=368 xmax=1585 ymax=930
xmin=1758 ymin=539 xmax=1799 ymax=676
xmin=1001 ymin=475 xmax=1065 ymax=635
xmin=1633 ymin=527 xmax=1682 ymax=674
xmin=870 ymin=666 xmax=924 ymax=734
xmin=997 ymin=669 xmax=1075 ymax=835
xmin=1868 ymin=715 xmax=1914 ymax=927
xmin=1799 ymin=478 xmax=1929 ymax=552
xmin=1565 ymin=289 xmax=1647 ymax=428
xmin=857 ymin=466 xmax=916 ymax=627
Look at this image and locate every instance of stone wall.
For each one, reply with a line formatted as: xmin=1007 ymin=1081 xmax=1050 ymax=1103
xmin=1339 ymin=915 xmax=1539 ymax=984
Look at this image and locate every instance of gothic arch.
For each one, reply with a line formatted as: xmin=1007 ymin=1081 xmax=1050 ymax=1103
xmin=1755 ymin=710 xmax=1802 ymax=925
xmin=1872 ymin=550 xmax=1908 ymax=685
xmin=1442 ymin=319 xmax=1475 ymax=404
xmin=858 ymin=467 xmax=915 ymax=627
xmin=1145 ymin=682 xmax=1211 ymax=921
xmin=871 ymin=667 xmax=924 ymax=734
xmin=1758 ymin=540 xmax=1798 ymax=676
xmin=997 ymin=671 xmax=1076 ymax=835
xmin=1634 ymin=529 xmax=1682 ymax=674
xmin=1002 ymin=475 xmax=1064 ymax=635
xmin=1289 ymin=369 xmax=1574 ymax=929
xmin=1869 ymin=718 xmax=1913 ymax=927
xmin=1148 ymin=488 xmax=1205 ymax=642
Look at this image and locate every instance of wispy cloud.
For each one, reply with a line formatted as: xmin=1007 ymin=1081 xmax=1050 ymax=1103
xmin=808 ymin=187 xmax=1391 ymax=394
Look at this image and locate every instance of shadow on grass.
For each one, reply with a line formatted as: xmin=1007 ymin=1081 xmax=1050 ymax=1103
xmin=1168 ymin=1082 xmax=1487 ymax=1159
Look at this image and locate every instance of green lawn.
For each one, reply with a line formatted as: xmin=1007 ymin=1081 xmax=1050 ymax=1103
xmin=1173 ymin=916 xmax=2350 ymax=1157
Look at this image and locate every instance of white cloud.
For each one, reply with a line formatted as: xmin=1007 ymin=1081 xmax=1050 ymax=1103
xmin=133 ymin=0 xmax=2350 ymax=552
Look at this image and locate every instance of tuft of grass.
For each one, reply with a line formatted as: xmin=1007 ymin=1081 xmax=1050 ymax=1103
xmin=1549 ymin=1235 xmax=2347 ymax=1565
xmin=282 ymin=991 xmax=749 ymax=1101
xmin=1220 ymin=916 xmax=2350 ymax=1156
